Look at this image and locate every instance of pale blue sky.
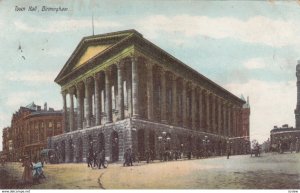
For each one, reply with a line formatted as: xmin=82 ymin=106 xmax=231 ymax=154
xmin=0 ymin=0 xmax=299 ymax=150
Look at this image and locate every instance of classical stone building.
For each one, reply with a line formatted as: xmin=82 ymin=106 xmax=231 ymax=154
xmin=49 ymin=29 xmax=250 ymax=163
xmin=6 ymin=102 xmax=63 ymax=161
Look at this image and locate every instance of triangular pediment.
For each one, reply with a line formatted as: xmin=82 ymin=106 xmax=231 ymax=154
xmin=55 ymin=30 xmax=143 ymax=84
xmin=73 ymin=44 xmax=112 ymax=69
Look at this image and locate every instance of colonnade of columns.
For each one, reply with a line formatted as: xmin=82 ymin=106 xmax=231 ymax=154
xmin=61 ymin=56 xmax=243 ymax=138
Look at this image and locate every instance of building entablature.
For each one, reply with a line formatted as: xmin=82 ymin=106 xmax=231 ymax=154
xmin=55 ymin=30 xmax=244 ymax=106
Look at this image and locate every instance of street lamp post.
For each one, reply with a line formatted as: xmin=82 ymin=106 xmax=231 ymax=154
xmin=203 ymin=136 xmax=209 ymax=158
xmin=158 ymin=131 xmax=171 ymax=161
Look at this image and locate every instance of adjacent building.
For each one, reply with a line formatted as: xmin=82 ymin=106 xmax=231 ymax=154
xmin=3 ymin=102 xmax=63 ymax=161
xmin=270 ymin=124 xmax=300 ymax=152
xmin=49 ymin=29 xmax=250 ymax=163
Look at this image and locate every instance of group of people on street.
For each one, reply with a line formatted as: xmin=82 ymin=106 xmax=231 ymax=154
xmin=277 ymin=137 xmax=300 ymax=154
xmin=21 ymin=156 xmax=46 ymax=186
xmin=123 ymin=148 xmax=134 ymax=166
xmin=87 ymin=148 xmax=106 ymax=169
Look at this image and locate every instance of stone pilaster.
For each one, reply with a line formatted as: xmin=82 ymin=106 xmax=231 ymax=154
xmin=117 ymin=62 xmax=125 ymax=120
xmin=146 ymin=63 xmax=154 ymax=121
xmin=105 ymin=68 xmax=112 ymax=123
xmin=94 ymin=73 xmax=101 ymax=126
xmin=131 ymin=56 xmax=139 ymax=118
xmin=62 ymin=90 xmax=68 ymax=133
xmin=171 ymin=74 xmax=177 ymax=125
xmin=160 ymin=69 xmax=167 ymax=123
xmin=69 ymin=87 xmax=76 ymax=131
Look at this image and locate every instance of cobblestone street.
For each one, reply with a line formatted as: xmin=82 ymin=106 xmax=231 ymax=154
xmin=1 ymin=152 xmax=300 ymax=189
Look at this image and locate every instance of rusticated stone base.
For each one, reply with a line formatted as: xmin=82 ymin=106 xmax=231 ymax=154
xmin=47 ymin=118 xmax=250 ymax=163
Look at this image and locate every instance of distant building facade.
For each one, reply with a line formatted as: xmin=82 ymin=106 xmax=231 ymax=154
xmin=3 ymin=102 xmax=63 ymax=161
xmin=2 ymin=127 xmax=11 ymax=160
xmin=270 ymin=124 xmax=300 ymax=152
xmin=49 ymin=30 xmax=251 ymax=163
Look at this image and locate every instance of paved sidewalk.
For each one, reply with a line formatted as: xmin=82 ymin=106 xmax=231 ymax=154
xmin=1 ymin=153 xmax=299 ymax=189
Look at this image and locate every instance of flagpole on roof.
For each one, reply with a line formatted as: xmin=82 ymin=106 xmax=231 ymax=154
xmin=92 ymin=13 xmax=94 ymax=36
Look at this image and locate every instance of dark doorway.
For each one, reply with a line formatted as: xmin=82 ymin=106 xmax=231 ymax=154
xmin=149 ymin=130 xmax=155 ymax=159
xmin=69 ymin=139 xmax=74 ymax=162
xmin=78 ymin=138 xmax=83 ymax=162
xmin=60 ymin=140 xmax=65 ymax=163
xmin=98 ymin=133 xmax=105 ymax=153
xmin=111 ymin=131 xmax=119 ymax=162
xmin=137 ymin=129 xmax=145 ymax=160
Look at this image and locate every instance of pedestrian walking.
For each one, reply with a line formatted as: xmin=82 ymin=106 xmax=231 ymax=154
xmin=290 ymin=141 xmax=294 ymax=153
xmin=123 ymin=149 xmax=129 ymax=166
xmin=296 ymin=137 xmax=300 ymax=153
xmin=98 ymin=149 xmax=106 ymax=169
xmin=129 ymin=148 xmax=133 ymax=166
xmin=87 ymin=148 xmax=93 ymax=168
xmin=22 ymin=156 xmax=33 ymax=185
xmin=226 ymin=140 xmax=231 ymax=159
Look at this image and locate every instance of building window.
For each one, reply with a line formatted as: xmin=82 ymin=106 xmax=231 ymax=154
xmin=49 ymin=121 xmax=53 ymax=127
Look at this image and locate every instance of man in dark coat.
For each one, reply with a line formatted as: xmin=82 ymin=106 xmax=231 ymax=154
xmin=226 ymin=140 xmax=231 ymax=159
xmin=98 ymin=149 xmax=106 ymax=169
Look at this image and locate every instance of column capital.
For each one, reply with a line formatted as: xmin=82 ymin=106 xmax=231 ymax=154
xmin=145 ymin=62 xmax=154 ymax=71
xmin=61 ymin=90 xmax=68 ymax=96
xmin=116 ymin=60 xmax=125 ymax=69
xmin=94 ymin=72 xmax=101 ymax=81
xmin=68 ymin=86 xmax=76 ymax=95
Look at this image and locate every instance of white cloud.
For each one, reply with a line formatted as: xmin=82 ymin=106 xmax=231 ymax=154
xmin=244 ymin=58 xmax=267 ymax=69
xmin=4 ymin=91 xmax=41 ymax=108
xmin=224 ymin=79 xmax=296 ymax=143
xmin=14 ymin=18 xmax=122 ymax=33
xmin=4 ymin=70 xmax=57 ymax=83
xmin=137 ymin=15 xmax=300 ymax=47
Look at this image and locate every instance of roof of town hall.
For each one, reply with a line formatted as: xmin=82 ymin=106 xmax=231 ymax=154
xmin=55 ymin=29 xmax=245 ymax=105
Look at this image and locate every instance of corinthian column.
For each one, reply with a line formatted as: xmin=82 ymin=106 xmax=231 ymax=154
xmin=62 ymin=90 xmax=68 ymax=133
xmin=84 ymin=78 xmax=92 ymax=128
xmin=172 ymin=74 xmax=177 ymax=125
xmin=206 ymin=91 xmax=210 ymax=132
xmin=76 ymin=83 xmax=84 ymax=130
xmin=94 ymin=73 xmax=101 ymax=126
xmin=228 ymin=104 xmax=232 ymax=137
xmin=191 ymin=85 xmax=196 ymax=130
xmin=69 ymin=87 xmax=75 ymax=132
xmin=211 ymin=94 xmax=216 ymax=133
xmin=218 ymin=97 xmax=222 ymax=135
xmin=160 ymin=69 xmax=167 ymax=123
xmin=117 ymin=62 xmax=124 ymax=120
xmin=105 ymin=68 xmax=112 ymax=123
xmin=198 ymin=88 xmax=203 ymax=130
xmin=146 ymin=63 xmax=154 ymax=121
xmin=182 ymin=80 xmax=187 ymax=128
xmin=223 ymin=101 xmax=227 ymax=136
xmin=131 ymin=57 xmax=139 ymax=118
